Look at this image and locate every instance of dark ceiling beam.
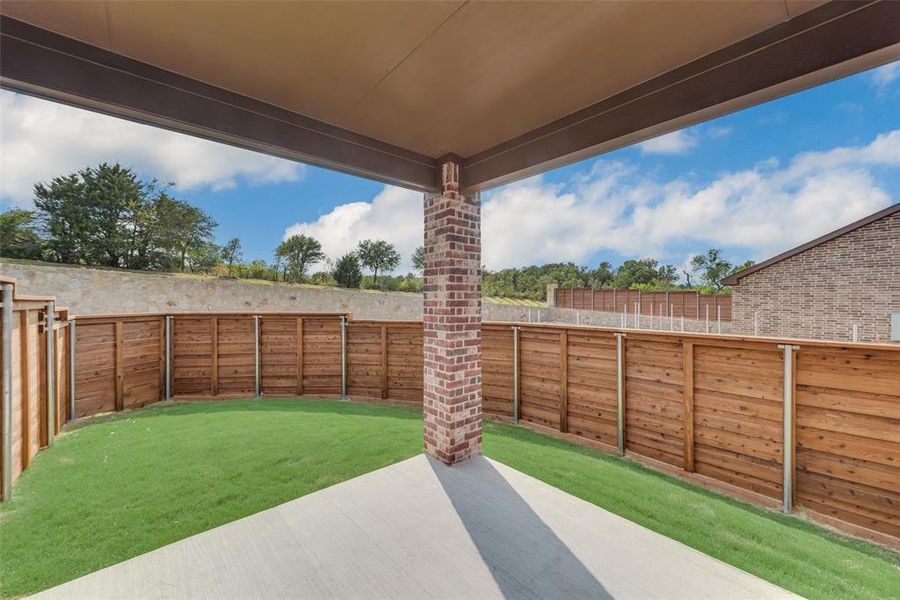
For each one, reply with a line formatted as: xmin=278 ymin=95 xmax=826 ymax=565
xmin=0 ymin=17 xmax=440 ymax=192
xmin=462 ymin=1 xmax=900 ymax=191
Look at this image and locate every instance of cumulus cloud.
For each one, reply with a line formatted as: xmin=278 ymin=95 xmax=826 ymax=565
xmin=639 ymin=130 xmax=698 ymax=155
xmin=0 ymin=91 xmax=305 ymax=205
xmin=283 ymin=185 xmax=424 ymax=272
xmin=284 ymin=130 xmax=898 ymax=271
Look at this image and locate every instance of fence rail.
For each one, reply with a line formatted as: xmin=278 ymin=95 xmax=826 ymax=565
xmin=2 ymin=295 xmax=898 ymax=546
xmin=554 ymin=288 xmax=732 ymax=322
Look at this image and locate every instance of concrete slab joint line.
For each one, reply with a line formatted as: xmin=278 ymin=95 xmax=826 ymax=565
xmin=423 ymin=157 xmax=483 ymax=465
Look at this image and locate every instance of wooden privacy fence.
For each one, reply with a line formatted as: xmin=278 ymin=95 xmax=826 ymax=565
xmin=0 ymin=277 xmax=71 ymax=501
xmin=555 ymin=288 xmax=732 ymax=322
xmin=3 ymin=303 xmax=898 ymax=546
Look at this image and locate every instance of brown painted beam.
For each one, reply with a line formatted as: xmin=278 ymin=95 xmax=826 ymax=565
xmin=0 ymin=17 xmax=439 ymax=192
xmin=463 ymin=1 xmax=900 ymax=190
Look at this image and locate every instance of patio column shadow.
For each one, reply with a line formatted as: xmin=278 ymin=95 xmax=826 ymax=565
xmin=429 ymin=455 xmax=611 ymax=600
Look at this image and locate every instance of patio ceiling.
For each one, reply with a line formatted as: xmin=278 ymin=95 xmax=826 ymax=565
xmin=1 ymin=1 xmax=899 ymax=191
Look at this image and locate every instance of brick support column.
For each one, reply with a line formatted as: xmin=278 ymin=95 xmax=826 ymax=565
xmin=423 ymin=158 xmax=482 ymax=465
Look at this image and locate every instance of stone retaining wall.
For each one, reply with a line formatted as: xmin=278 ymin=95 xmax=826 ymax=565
xmin=0 ymin=261 xmax=728 ymax=333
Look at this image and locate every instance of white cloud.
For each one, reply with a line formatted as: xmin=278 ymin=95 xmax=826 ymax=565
xmin=639 ymin=130 xmax=698 ymax=155
xmin=284 ymin=130 xmax=898 ymax=271
xmin=0 ymin=91 xmax=305 ymax=205
xmin=283 ymin=186 xmax=423 ymax=273
xmin=869 ymin=61 xmax=900 ymax=93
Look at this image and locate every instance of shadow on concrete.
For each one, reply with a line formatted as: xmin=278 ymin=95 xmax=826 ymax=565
xmin=430 ymin=455 xmax=611 ymax=599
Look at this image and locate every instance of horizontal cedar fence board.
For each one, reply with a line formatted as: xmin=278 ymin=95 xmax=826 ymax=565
xmin=692 ymin=343 xmax=784 ymax=499
xmin=565 ymin=330 xmax=617 ymax=446
xmin=386 ymin=325 xmax=423 ymax=404
xmin=7 ymin=305 xmax=898 ymax=546
xmin=518 ymin=328 xmax=562 ymax=430
xmin=625 ymin=335 xmax=685 ymax=468
xmin=482 ymin=325 xmax=514 ymax=419
xmin=795 ymin=346 xmax=900 ymax=537
xmin=555 ymin=289 xmax=732 ymax=321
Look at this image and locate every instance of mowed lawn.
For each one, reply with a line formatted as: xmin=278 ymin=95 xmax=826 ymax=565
xmin=1 ymin=400 xmax=897 ymax=599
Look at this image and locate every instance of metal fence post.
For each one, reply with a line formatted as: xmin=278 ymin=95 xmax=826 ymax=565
xmin=254 ymin=315 xmax=261 ymax=397
xmin=512 ymin=326 xmax=520 ymax=423
xmin=45 ymin=301 xmax=56 ymax=445
xmin=165 ymin=316 xmax=172 ymax=401
xmin=69 ymin=319 xmax=76 ymax=421
xmin=1 ymin=283 xmax=13 ymax=501
xmin=340 ymin=315 xmax=347 ymax=398
xmin=705 ymin=305 xmax=710 ymax=333
xmin=615 ymin=332 xmax=626 ymax=456
xmin=717 ymin=305 xmax=722 ymax=334
xmin=779 ymin=344 xmax=797 ymax=514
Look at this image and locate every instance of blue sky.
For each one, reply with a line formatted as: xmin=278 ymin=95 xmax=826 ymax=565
xmin=2 ymin=60 xmax=898 ymax=278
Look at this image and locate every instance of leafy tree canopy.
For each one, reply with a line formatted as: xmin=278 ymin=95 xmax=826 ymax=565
xmin=332 ymin=252 xmax=363 ymax=288
xmin=275 ymin=234 xmax=325 ymax=282
xmin=356 ymin=239 xmax=400 ymax=288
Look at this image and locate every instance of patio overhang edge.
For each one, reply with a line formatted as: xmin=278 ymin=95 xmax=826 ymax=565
xmin=0 ymin=16 xmax=441 ymax=193
xmin=461 ymin=0 xmax=900 ymax=190
xmin=1 ymin=2 xmax=898 ymax=194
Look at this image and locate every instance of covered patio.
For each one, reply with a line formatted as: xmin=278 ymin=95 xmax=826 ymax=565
xmin=2 ymin=0 xmax=897 ymax=466
xmin=1 ymin=2 xmax=899 ymax=598
xmin=33 ymin=455 xmax=796 ymax=600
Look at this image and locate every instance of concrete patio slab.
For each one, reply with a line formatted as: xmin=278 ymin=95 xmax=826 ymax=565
xmin=34 ymin=455 xmax=798 ymax=599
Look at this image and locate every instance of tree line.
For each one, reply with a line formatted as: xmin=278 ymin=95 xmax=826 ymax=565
xmin=1 ymin=163 xmax=752 ymax=298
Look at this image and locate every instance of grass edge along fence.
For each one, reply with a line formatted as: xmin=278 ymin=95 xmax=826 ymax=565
xmin=1 ymin=292 xmax=898 ymax=550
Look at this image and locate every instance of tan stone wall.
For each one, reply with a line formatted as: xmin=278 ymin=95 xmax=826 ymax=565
xmin=731 ymin=212 xmax=900 ymax=343
xmin=0 ymin=260 xmax=730 ymax=333
xmin=0 ymin=261 xmax=423 ymax=318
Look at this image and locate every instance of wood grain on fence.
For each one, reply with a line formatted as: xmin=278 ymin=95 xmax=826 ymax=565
xmin=1 ymin=277 xmax=68 ymax=499
xmin=555 ymin=288 xmax=732 ymax=321
xmin=4 ymin=300 xmax=899 ymax=546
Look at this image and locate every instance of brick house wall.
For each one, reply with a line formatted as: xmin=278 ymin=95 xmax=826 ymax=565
xmin=731 ymin=211 xmax=899 ymax=343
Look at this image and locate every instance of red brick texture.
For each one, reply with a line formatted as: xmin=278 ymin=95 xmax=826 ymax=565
xmin=422 ymin=159 xmax=483 ymax=464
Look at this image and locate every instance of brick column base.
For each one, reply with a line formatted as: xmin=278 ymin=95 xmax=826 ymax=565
xmin=422 ymin=158 xmax=482 ymax=465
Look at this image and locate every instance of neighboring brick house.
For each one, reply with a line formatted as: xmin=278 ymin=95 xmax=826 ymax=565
xmin=724 ymin=204 xmax=899 ymax=343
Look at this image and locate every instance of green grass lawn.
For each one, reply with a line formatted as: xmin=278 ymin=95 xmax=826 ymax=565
xmin=1 ymin=400 xmax=897 ymax=599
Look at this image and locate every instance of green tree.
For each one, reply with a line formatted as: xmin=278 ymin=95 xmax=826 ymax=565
xmin=221 ymin=238 xmax=242 ymax=275
xmin=411 ymin=246 xmax=426 ymax=273
xmin=690 ymin=249 xmax=734 ymax=291
xmin=29 ymin=163 xmax=218 ymax=271
xmin=187 ymin=242 xmax=222 ymax=273
xmin=33 ymin=164 xmax=136 ymax=265
xmin=332 ymin=252 xmax=362 ymax=288
xmin=275 ymin=235 xmax=325 ymax=282
xmin=153 ymin=194 xmax=217 ymax=271
xmin=0 ymin=209 xmax=43 ymax=259
xmin=356 ymin=239 xmax=400 ymax=288
xmin=613 ymin=258 xmax=666 ymax=288
xmin=586 ymin=262 xmax=614 ymax=288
